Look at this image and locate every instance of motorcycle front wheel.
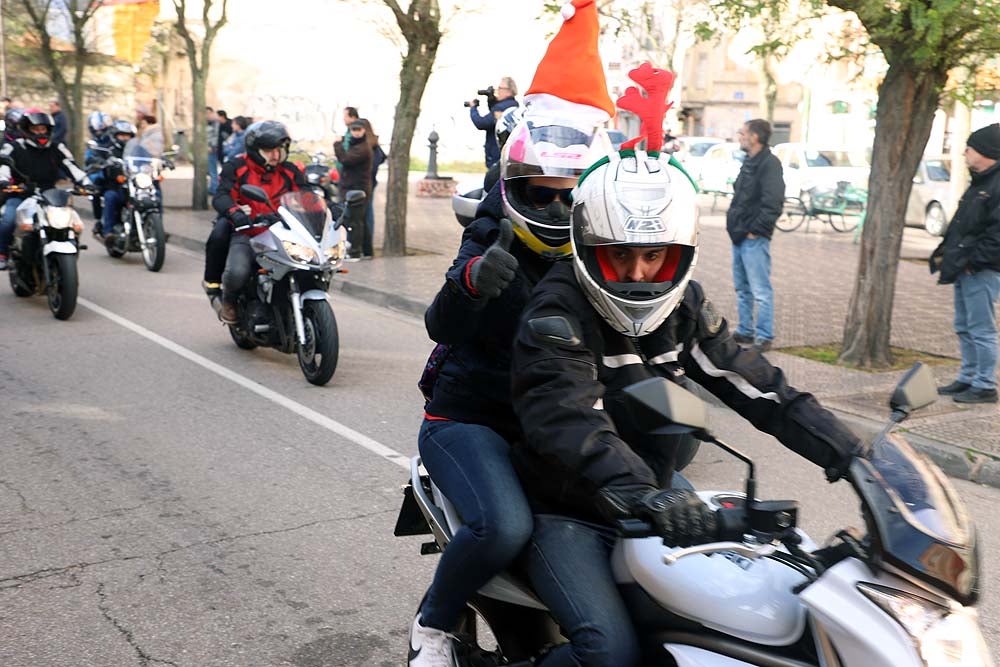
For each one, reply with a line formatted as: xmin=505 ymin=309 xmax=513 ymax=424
xmin=297 ymin=300 xmax=339 ymax=385
xmin=47 ymin=253 xmax=78 ymax=320
xmin=141 ymin=211 xmax=166 ymax=272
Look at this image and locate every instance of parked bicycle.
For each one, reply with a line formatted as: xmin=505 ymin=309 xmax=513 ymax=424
xmin=777 ymin=181 xmax=867 ymax=233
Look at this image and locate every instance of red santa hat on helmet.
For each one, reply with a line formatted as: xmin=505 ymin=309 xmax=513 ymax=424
xmin=522 ymin=0 xmax=614 ymax=125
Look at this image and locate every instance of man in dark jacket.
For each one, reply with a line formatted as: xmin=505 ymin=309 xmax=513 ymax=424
xmin=468 ymin=76 xmax=519 ymax=169
xmin=333 ymin=120 xmax=373 ymax=261
xmin=511 ymin=149 xmax=863 ymax=666
xmin=49 ymin=100 xmax=68 ymax=147
xmin=930 ymin=123 xmax=1000 ymax=404
xmin=726 ymin=118 xmax=784 ymax=352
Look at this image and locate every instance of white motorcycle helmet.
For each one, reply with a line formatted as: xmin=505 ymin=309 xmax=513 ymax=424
xmin=500 ymin=114 xmax=613 ymax=258
xmin=570 ymin=149 xmax=699 ymax=337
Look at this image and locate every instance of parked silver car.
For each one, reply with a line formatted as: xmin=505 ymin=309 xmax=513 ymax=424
xmin=906 ymin=156 xmax=955 ymax=236
xmin=692 ymin=142 xmax=745 ymax=194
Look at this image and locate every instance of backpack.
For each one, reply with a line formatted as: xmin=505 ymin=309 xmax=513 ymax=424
xmin=417 ymin=343 xmax=450 ymax=404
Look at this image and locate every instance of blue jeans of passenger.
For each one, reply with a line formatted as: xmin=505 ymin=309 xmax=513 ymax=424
xmin=525 ymin=516 xmax=641 ymax=667
xmin=0 ymin=197 xmax=24 ymax=256
xmin=417 ymin=419 xmax=533 ymax=631
xmin=732 ymin=236 xmax=774 ymax=343
xmin=954 ymin=269 xmax=1000 ymax=390
xmin=208 ymin=151 xmax=219 ymax=194
xmin=102 ymin=189 xmax=125 ymax=235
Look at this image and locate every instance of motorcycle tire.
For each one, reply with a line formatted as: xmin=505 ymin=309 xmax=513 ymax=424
xmin=47 ymin=253 xmax=78 ymax=320
xmin=9 ymin=267 xmax=32 ymax=297
xmin=105 ymin=233 xmax=126 ymax=258
xmin=454 ymin=595 xmax=562 ymax=665
xmin=141 ymin=211 xmax=166 ymax=272
xmin=297 ymin=300 xmax=339 ymax=386
xmin=228 ymin=325 xmax=258 ymax=350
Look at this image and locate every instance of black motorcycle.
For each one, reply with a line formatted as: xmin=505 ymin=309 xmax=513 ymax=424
xmin=88 ymin=146 xmax=175 ymax=272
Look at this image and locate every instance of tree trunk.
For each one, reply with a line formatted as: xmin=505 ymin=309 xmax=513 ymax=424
xmin=384 ymin=25 xmax=440 ymax=256
xmin=839 ymin=63 xmax=947 ymax=367
xmin=190 ymin=70 xmax=208 ymax=210
xmin=760 ymin=59 xmax=777 ymax=123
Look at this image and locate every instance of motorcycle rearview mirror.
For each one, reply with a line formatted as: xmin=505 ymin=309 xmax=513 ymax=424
xmin=344 ymin=189 xmax=367 ymax=207
xmin=623 ymin=377 xmax=763 ymax=522
xmin=622 ymin=377 xmax=708 ymax=436
xmin=888 ymin=362 xmax=937 ymax=422
xmin=239 ymin=184 xmax=271 ymax=204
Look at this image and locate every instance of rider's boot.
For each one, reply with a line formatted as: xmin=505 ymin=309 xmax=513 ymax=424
xmin=202 ymin=280 xmax=223 ymax=319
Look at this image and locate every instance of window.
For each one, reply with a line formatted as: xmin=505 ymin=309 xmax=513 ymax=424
xmin=924 ymin=159 xmax=950 ymax=182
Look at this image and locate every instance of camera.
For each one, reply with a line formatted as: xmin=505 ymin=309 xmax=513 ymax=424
xmin=463 ymin=86 xmax=497 ymax=108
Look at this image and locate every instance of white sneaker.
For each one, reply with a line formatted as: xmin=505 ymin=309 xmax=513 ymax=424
xmin=408 ymin=613 xmax=457 ymax=667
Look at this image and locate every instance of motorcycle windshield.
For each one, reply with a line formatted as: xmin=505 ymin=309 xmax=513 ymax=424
xmin=851 ymin=432 xmax=977 ymax=604
xmin=123 ymin=157 xmax=162 ymax=174
xmin=279 ymin=191 xmax=330 ymax=238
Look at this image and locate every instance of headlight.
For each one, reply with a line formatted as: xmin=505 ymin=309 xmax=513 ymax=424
xmin=859 ymin=584 xmax=993 ymax=666
xmin=45 ymin=207 xmax=73 ymax=229
xmin=324 ymin=240 xmax=345 ymax=262
xmin=133 ymin=172 xmax=154 ymax=189
xmin=282 ymin=240 xmax=317 ymax=263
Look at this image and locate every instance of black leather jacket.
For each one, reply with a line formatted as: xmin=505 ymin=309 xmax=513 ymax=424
xmin=930 ymin=161 xmax=1000 ymax=284
xmin=726 ymin=146 xmax=784 ymax=244
xmin=511 ymin=262 xmax=863 ymax=524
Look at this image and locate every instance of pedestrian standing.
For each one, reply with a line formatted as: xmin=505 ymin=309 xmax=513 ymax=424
xmin=725 ymin=118 xmax=784 ymax=352
xmin=206 ymin=106 xmax=220 ymax=194
xmin=216 ymin=110 xmax=232 ymax=169
xmin=930 ymin=123 xmax=1000 ymax=404
xmin=360 ymin=117 xmax=385 ymax=259
xmin=49 ymin=99 xmax=68 ymax=146
xmin=333 ymin=119 xmax=373 ymax=261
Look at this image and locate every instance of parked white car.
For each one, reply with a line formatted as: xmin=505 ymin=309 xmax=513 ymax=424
xmin=674 ymin=136 xmax=724 ymax=177
xmin=906 ymin=156 xmax=956 ymax=236
xmin=692 ymin=142 xmax=746 ymax=194
xmin=772 ymin=143 xmax=870 ymax=199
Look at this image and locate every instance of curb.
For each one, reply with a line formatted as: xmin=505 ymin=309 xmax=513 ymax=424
xmin=165 ymin=233 xmax=999 ymax=490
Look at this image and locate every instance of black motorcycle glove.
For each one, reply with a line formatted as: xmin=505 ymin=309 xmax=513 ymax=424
xmin=468 ymin=218 xmax=518 ymax=299
xmin=597 ymin=484 xmax=719 ymax=547
xmin=229 ymin=210 xmax=252 ymax=229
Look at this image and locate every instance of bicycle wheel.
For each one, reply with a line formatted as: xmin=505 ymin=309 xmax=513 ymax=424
xmin=776 ymin=197 xmax=806 ymax=232
xmin=829 ymin=209 xmax=861 ymax=233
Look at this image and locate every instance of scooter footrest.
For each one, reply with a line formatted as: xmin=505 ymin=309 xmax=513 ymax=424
xmin=420 ymin=541 xmax=442 ymax=555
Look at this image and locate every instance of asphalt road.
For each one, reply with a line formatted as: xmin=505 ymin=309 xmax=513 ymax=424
xmin=1 ymin=242 xmax=996 ymax=665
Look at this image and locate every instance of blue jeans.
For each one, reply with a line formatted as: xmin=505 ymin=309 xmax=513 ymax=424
xmin=732 ymin=236 xmax=774 ymax=343
xmin=0 ymin=197 xmax=24 ymax=256
xmin=417 ymin=419 xmax=533 ymax=631
xmin=526 ymin=516 xmax=641 ymax=667
xmin=208 ymin=151 xmax=219 ymax=194
xmin=102 ymin=189 xmax=125 ymax=235
xmin=954 ymin=269 xmax=1000 ymax=390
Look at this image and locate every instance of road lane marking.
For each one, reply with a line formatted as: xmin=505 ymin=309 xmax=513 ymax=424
xmin=77 ymin=297 xmax=412 ymax=469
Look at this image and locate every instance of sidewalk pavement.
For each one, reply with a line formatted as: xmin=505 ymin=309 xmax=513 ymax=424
xmin=158 ymin=172 xmax=1000 ymax=488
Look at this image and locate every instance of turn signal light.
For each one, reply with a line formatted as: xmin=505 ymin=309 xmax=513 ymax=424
xmin=116 ymin=175 xmax=126 ymax=184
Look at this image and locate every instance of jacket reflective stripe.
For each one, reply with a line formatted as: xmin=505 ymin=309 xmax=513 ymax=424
xmin=691 ymin=343 xmax=780 ymax=404
xmin=602 ymin=353 xmax=643 ymax=368
xmin=648 ymin=348 xmax=681 ymax=365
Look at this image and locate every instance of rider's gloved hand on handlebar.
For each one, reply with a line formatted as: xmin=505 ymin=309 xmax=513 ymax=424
xmin=596 ymin=484 xmax=719 ymax=547
xmin=229 ymin=210 xmax=252 ymax=229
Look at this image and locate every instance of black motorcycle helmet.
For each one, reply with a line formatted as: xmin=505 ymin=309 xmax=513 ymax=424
xmin=3 ymin=108 xmax=23 ymax=137
xmin=244 ymin=120 xmax=291 ymax=171
xmin=18 ymin=109 xmax=54 ymax=149
xmin=109 ymin=119 xmax=137 ymax=150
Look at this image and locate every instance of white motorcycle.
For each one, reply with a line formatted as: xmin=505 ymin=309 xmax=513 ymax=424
xmin=396 ymin=363 xmax=992 ymax=666
xmin=222 ymin=185 xmax=363 ymax=386
xmin=6 ymin=183 xmax=89 ymax=320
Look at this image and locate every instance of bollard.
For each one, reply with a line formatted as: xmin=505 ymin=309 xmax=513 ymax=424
xmin=426 ymin=129 xmax=440 ymax=179
xmin=417 ymin=128 xmax=456 ymax=198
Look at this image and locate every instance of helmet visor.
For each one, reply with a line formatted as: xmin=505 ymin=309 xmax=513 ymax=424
xmin=503 ymin=120 xmax=612 ymax=180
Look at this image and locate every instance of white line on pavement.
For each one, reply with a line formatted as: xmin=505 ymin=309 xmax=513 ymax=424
xmin=77 ymin=297 xmax=412 ymax=470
